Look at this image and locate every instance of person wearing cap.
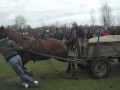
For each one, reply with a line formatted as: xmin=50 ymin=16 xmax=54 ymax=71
xmin=85 ymin=28 xmax=93 ymax=39
xmin=0 ymin=27 xmax=39 ymax=88
xmin=44 ymin=29 xmax=52 ymax=39
xmin=46 ymin=29 xmax=49 ymax=32
xmin=71 ymin=22 xmax=85 ymax=58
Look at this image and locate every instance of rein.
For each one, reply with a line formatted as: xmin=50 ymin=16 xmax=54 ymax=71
xmin=47 ymin=58 xmax=73 ymax=79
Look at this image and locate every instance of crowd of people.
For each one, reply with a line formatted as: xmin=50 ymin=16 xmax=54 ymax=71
xmin=19 ymin=22 xmax=120 ymax=56
xmin=42 ymin=28 xmax=64 ymax=40
xmin=33 ymin=25 xmax=93 ymax=41
xmin=96 ymin=26 xmax=120 ymax=37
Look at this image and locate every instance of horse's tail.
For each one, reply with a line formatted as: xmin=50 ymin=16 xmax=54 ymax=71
xmin=64 ymin=38 xmax=76 ymax=47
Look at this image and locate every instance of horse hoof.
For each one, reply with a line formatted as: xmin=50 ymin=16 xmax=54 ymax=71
xmin=28 ymin=72 xmax=33 ymax=77
xmin=25 ymin=70 xmax=33 ymax=77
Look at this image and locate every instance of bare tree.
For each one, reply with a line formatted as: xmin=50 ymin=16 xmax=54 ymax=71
xmin=90 ymin=9 xmax=96 ymax=26
xmin=100 ymin=3 xmax=113 ymax=29
xmin=14 ymin=15 xmax=27 ymax=30
xmin=117 ymin=12 xmax=120 ymax=26
xmin=54 ymin=21 xmax=59 ymax=27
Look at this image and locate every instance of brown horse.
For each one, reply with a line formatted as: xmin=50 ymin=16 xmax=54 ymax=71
xmin=0 ymin=26 xmax=76 ymax=77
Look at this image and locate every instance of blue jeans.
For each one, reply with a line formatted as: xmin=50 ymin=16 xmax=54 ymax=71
xmin=8 ymin=55 xmax=34 ymax=83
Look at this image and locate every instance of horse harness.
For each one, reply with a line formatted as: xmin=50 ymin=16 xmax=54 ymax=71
xmin=21 ymin=39 xmax=42 ymax=63
xmin=21 ymin=39 xmax=41 ymax=50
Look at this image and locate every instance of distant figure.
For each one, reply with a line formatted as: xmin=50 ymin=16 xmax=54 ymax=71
xmin=44 ymin=30 xmax=51 ymax=39
xmin=85 ymin=28 xmax=93 ymax=39
xmin=96 ymin=26 xmax=103 ymax=37
xmin=64 ymin=29 xmax=71 ymax=40
xmin=53 ymin=28 xmax=64 ymax=40
xmin=111 ymin=27 xmax=120 ymax=35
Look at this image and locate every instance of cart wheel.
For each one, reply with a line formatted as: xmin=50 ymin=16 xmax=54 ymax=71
xmin=90 ymin=57 xmax=111 ymax=79
xmin=118 ymin=57 xmax=120 ymax=63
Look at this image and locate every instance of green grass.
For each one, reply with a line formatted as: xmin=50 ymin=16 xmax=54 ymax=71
xmin=0 ymin=54 xmax=120 ymax=90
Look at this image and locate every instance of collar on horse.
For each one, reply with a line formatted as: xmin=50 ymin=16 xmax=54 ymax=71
xmin=21 ymin=39 xmax=42 ymax=63
xmin=21 ymin=39 xmax=41 ymax=51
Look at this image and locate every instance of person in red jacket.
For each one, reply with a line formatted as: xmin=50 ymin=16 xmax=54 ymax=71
xmin=102 ymin=28 xmax=110 ymax=36
xmin=102 ymin=31 xmax=110 ymax=36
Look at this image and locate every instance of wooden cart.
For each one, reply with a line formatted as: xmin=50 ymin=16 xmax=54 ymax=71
xmin=25 ymin=35 xmax=120 ymax=79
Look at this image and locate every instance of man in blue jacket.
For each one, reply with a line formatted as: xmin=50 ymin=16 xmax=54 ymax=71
xmin=71 ymin=22 xmax=85 ymax=58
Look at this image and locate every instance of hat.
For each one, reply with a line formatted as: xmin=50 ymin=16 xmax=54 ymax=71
xmin=46 ymin=30 xmax=49 ymax=32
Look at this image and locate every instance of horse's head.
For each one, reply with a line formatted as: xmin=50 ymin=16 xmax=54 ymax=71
xmin=2 ymin=28 xmax=22 ymax=44
xmin=0 ymin=26 xmax=35 ymax=48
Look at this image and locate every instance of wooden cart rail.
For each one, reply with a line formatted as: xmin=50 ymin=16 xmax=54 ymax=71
xmin=23 ymin=49 xmax=88 ymax=66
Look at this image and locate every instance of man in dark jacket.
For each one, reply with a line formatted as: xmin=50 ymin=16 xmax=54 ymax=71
xmin=85 ymin=28 xmax=93 ymax=39
xmin=71 ymin=22 xmax=85 ymax=57
xmin=0 ymin=36 xmax=39 ymax=88
xmin=53 ymin=28 xmax=64 ymax=40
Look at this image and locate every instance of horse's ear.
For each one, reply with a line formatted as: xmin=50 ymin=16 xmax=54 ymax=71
xmin=0 ymin=25 xmax=4 ymax=30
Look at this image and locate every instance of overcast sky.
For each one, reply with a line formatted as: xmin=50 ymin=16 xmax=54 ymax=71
xmin=0 ymin=0 xmax=120 ymax=27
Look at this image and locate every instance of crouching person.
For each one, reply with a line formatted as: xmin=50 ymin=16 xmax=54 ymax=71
xmin=0 ymin=36 xmax=39 ymax=88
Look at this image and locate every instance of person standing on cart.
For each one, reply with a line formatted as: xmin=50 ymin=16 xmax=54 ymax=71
xmin=71 ymin=22 xmax=85 ymax=58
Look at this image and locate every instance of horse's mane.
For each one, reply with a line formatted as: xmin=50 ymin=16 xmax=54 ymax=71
xmin=5 ymin=28 xmax=34 ymax=40
xmin=20 ymin=33 xmax=34 ymax=40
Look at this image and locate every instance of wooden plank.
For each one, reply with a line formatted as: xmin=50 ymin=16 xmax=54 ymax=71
xmin=84 ymin=35 xmax=120 ymax=58
xmin=86 ymin=43 xmax=120 ymax=58
xmin=23 ymin=49 xmax=88 ymax=65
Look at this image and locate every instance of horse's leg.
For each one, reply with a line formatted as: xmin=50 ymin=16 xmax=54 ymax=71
xmin=73 ymin=42 xmax=77 ymax=52
xmin=70 ymin=63 xmax=78 ymax=79
xmin=71 ymin=42 xmax=74 ymax=52
xmin=22 ymin=60 xmax=33 ymax=77
xmin=71 ymin=63 xmax=75 ymax=77
xmin=20 ymin=53 xmax=34 ymax=76
xmin=66 ymin=63 xmax=71 ymax=73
